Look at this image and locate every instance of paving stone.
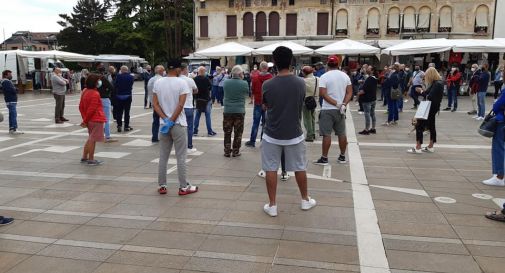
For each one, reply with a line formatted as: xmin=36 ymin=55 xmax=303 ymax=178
xmin=383 ymin=238 xmax=469 ymax=255
xmin=63 ymin=225 xmax=140 ymax=244
xmin=127 ymin=230 xmax=207 ymax=250
xmin=183 ymin=257 xmax=269 ymax=273
xmin=5 ymin=255 xmax=100 ymax=273
xmin=466 ymin=244 xmax=505 ymax=258
xmin=453 ymin=225 xmax=505 ymax=242
xmin=52 ymin=200 xmax=116 ymax=213
xmin=106 ymin=250 xmax=190 ymax=270
xmin=276 ymin=241 xmax=359 ymax=264
xmin=2 ymin=220 xmax=77 ymax=238
xmin=0 ymin=252 xmax=29 ymax=273
xmin=474 ymin=256 xmax=505 ymax=273
xmin=386 ymin=250 xmax=482 ymax=273
xmin=91 ymin=263 xmax=179 ymax=273
xmin=199 ymin=234 xmax=279 ymax=257
xmin=0 ymin=239 xmax=48 ymax=254
xmin=38 ymin=245 xmax=116 ymax=261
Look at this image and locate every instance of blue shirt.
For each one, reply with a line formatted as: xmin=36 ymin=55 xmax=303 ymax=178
xmin=114 ymin=73 xmax=134 ymax=96
xmin=493 ymin=88 xmax=505 ymax=122
xmin=1 ymin=79 xmax=17 ymax=103
xmin=478 ymin=71 xmax=490 ymax=93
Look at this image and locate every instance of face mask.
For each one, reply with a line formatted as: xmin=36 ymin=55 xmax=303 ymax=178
xmin=253 ymin=67 xmax=257 ymax=70
xmin=405 ymin=68 xmax=410 ymax=71
xmin=97 ymin=80 xmax=102 ymax=88
xmin=471 ymin=68 xmax=476 ymax=72
xmin=451 ymin=68 xmax=456 ymax=72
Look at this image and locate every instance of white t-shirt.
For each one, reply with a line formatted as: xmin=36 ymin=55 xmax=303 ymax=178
xmin=319 ymin=70 xmax=351 ymax=110
xmin=153 ymin=77 xmax=190 ymax=126
xmin=179 ymin=75 xmax=197 ymax=109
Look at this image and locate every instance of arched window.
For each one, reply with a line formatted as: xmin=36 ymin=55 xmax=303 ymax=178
xmin=336 ymin=9 xmax=348 ymax=35
xmin=269 ymin=12 xmax=280 ymax=36
xmin=387 ymin=7 xmax=400 ymax=34
xmin=475 ymin=5 xmax=489 ymax=33
xmin=366 ymin=8 xmax=380 ymax=36
xmin=402 ymin=7 xmax=416 ymax=32
xmin=243 ymin=12 xmax=254 ymax=37
xmin=256 ymin=12 xmax=267 ymax=38
xmin=438 ymin=6 xmax=452 ymax=32
xmin=417 ymin=6 xmax=431 ymax=32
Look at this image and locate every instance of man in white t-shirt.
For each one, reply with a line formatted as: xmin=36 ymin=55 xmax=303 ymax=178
xmin=153 ymin=59 xmax=198 ymax=196
xmin=179 ymin=64 xmax=199 ymax=153
xmin=314 ymin=55 xmax=353 ymax=166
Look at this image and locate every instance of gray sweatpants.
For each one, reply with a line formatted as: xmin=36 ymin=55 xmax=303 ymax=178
xmin=158 ymin=124 xmax=188 ymax=188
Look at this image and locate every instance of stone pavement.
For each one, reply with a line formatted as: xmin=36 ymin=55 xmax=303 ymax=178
xmin=0 ymin=82 xmax=503 ymax=273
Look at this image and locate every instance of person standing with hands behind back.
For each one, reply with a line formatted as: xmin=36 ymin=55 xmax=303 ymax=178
xmin=1 ymin=70 xmax=23 ymax=135
xmin=79 ymin=74 xmax=106 ymax=166
xmin=153 ymin=59 xmax=198 ymax=196
xmin=52 ymin=68 xmax=69 ymax=124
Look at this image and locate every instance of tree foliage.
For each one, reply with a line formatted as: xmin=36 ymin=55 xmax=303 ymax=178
xmin=57 ymin=0 xmax=194 ymax=63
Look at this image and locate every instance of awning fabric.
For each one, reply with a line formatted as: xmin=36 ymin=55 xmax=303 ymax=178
xmin=315 ymin=39 xmax=380 ymax=55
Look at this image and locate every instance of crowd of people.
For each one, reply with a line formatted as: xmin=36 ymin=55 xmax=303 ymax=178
xmin=2 ymin=48 xmax=505 ymax=224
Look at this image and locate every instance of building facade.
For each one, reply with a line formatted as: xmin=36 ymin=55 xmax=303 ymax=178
xmin=195 ymin=0 xmax=496 ymax=50
xmin=1 ymin=31 xmax=58 ymax=51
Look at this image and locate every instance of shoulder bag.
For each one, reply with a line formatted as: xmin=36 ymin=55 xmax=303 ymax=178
xmin=304 ymin=78 xmax=318 ymax=111
xmin=478 ymin=110 xmax=497 ymax=138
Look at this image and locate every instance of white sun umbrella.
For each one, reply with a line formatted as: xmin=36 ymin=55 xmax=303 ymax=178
xmin=315 ymin=39 xmax=380 ymax=55
xmin=194 ymin=42 xmax=254 ymax=57
xmin=254 ymin=41 xmax=314 ymax=55
xmin=452 ymin=39 xmax=505 ymax=52
xmin=382 ymin=38 xmax=455 ymax=56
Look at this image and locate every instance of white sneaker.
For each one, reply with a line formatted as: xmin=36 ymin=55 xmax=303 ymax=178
xmin=187 ymin=148 xmax=198 ymax=154
xmin=472 ymin=115 xmax=479 ymax=119
xmin=482 ymin=175 xmax=497 ymax=184
xmin=301 ymin=197 xmax=317 ymax=210
xmin=258 ymin=170 xmax=266 ymax=178
xmin=9 ymin=130 xmax=23 ymax=135
xmin=407 ymin=148 xmax=422 ymax=154
xmin=263 ymin=204 xmax=278 ymax=217
xmin=476 ymin=117 xmax=485 ymax=121
xmin=358 ymin=111 xmax=364 ymax=115
xmin=422 ymin=146 xmax=435 ymax=153
xmin=482 ymin=176 xmax=505 ymax=186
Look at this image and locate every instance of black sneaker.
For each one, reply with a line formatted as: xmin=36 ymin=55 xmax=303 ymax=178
xmin=0 ymin=216 xmax=14 ymax=226
xmin=451 ymin=108 xmax=457 ymax=112
xmin=193 ymin=131 xmax=198 ymax=136
xmin=313 ymin=156 xmax=329 ymax=166
xmin=80 ymin=158 xmax=88 ymax=164
xmin=87 ymin=160 xmax=104 ymax=166
xmin=117 ymin=127 xmax=122 ymax=133
xmin=337 ymin=155 xmax=347 ymax=164
xmin=442 ymin=107 xmax=451 ymax=111
xmin=124 ymin=127 xmax=133 ymax=132
xmin=358 ymin=130 xmax=369 ymax=135
xmin=245 ymin=141 xmax=255 ymax=148
xmin=369 ymin=129 xmax=377 ymax=134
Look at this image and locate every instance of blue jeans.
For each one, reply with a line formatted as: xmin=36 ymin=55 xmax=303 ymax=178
xmin=492 ymin=122 xmax=505 ymax=176
xmin=387 ymin=98 xmax=399 ymax=122
xmin=101 ymin=98 xmax=111 ymax=139
xmin=447 ymin=86 xmax=458 ymax=109
xmin=6 ymin=102 xmax=17 ymax=130
xmin=381 ymin=86 xmax=389 ymax=106
xmin=152 ymin=111 xmax=160 ymax=142
xmin=217 ymin=86 xmax=224 ymax=105
xmin=185 ymin=108 xmax=194 ymax=149
xmin=211 ymin=85 xmax=218 ymax=103
xmin=249 ymin=104 xmax=265 ymax=144
xmin=477 ymin=92 xmax=486 ymax=117
xmin=410 ymin=85 xmax=420 ymax=107
xmin=194 ymin=100 xmax=214 ymax=134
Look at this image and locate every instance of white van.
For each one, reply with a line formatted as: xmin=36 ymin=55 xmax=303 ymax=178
xmin=0 ymin=50 xmax=67 ymax=84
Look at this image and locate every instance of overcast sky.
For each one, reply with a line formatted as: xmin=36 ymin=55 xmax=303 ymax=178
xmin=0 ymin=0 xmax=78 ymax=39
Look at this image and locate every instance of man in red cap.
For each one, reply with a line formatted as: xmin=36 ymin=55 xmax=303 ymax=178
xmin=314 ymin=55 xmax=352 ymax=165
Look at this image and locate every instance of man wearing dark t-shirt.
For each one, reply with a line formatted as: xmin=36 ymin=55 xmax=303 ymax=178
xmin=193 ymin=67 xmax=216 ymax=136
xmin=261 ymin=46 xmax=317 ymax=217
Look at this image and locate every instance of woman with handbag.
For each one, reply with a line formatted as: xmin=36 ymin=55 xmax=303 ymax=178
xmin=302 ymin=66 xmax=318 ymax=142
xmin=358 ymin=66 xmax=378 ymax=135
xmin=482 ymin=68 xmax=505 ymax=187
xmin=407 ymin=67 xmax=443 ymax=154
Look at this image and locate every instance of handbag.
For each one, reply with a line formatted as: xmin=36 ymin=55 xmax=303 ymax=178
xmin=414 ymin=100 xmax=431 ymax=120
xmin=478 ymin=110 xmax=497 ymax=138
xmin=304 ymin=78 xmax=318 ymax=111
xmin=390 ymin=88 xmax=402 ymax=100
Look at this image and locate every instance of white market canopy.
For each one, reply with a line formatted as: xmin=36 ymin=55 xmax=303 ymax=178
xmin=253 ymin=41 xmax=314 ymax=55
xmin=94 ymin=54 xmax=146 ymax=63
xmin=194 ymin=42 xmax=254 ymax=57
xmin=12 ymin=49 xmax=95 ymax=62
xmin=451 ymin=39 xmax=505 ymax=52
xmin=382 ymin=38 xmax=455 ymax=56
xmin=315 ymin=39 xmax=380 ymax=55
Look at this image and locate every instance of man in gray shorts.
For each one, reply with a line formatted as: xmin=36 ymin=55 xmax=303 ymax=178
xmin=314 ymin=55 xmax=353 ymax=165
xmin=261 ymin=46 xmax=317 ymax=217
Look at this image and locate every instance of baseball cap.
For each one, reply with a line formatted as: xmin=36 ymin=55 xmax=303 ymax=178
xmin=327 ymin=55 xmax=340 ymax=65
xmin=166 ymin=59 xmax=182 ymax=70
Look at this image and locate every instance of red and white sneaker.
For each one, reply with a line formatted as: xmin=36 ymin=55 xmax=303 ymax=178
xmin=158 ymin=186 xmax=168 ymax=195
xmin=179 ymin=184 xmax=198 ymax=196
